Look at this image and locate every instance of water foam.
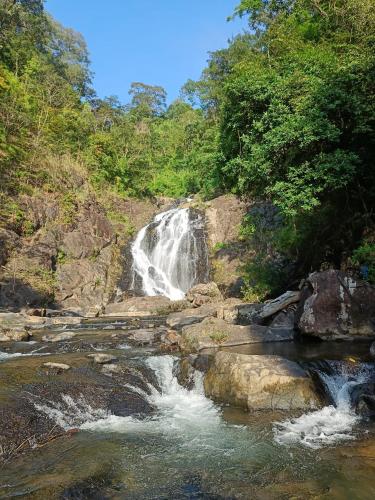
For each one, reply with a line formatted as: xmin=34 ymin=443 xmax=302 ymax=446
xmin=274 ymin=362 xmax=372 ymax=449
xmin=82 ymin=356 xmax=222 ymax=438
xmin=0 ymin=346 xmax=50 ymax=361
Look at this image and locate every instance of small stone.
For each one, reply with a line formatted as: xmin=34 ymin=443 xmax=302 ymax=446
xmin=42 ymin=331 xmax=77 ymax=343
xmin=162 ymin=331 xmax=180 ymax=345
xmin=129 ymin=329 xmax=157 ymax=344
xmin=102 ymin=363 xmax=123 ymax=374
xmin=43 ymin=362 xmax=71 ymax=371
xmin=87 ymin=353 xmax=118 ymax=364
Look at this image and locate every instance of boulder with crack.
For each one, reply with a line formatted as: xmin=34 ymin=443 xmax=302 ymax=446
xmin=204 ymin=352 xmax=322 ymax=411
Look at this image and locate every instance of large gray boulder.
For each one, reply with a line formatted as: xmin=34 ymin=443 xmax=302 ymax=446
xmin=298 ymin=270 xmax=375 ymax=340
xmin=204 ymin=352 xmax=322 ymax=411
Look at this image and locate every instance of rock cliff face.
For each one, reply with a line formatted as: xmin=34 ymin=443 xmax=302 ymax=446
xmin=204 ymin=195 xmax=248 ymax=297
xmin=0 ymin=193 xmax=158 ymax=314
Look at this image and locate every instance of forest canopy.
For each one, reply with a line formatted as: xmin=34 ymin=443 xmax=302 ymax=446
xmin=0 ymin=0 xmax=374 ymax=295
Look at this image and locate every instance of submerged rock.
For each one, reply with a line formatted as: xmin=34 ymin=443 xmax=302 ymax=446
xmin=298 ymin=270 xmax=375 ymax=340
xmin=42 ymin=331 xmax=77 ymax=342
xmin=204 ymin=352 xmax=321 ymax=411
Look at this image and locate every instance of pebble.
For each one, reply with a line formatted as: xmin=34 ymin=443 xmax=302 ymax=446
xmin=87 ymin=353 xmax=118 ymax=364
xmin=43 ymin=362 xmax=71 ymax=371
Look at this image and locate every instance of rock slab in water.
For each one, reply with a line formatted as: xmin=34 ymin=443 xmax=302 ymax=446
xmin=42 ymin=331 xmax=77 ymax=342
xmin=204 ymin=352 xmax=322 ymax=411
xmin=180 ymin=317 xmax=268 ymax=353
xmin=87 ymin=353 xmax=118 ymax=364
xmin=43 ymin=362 xmax=71 ymax=371
xmin=298 ymin=270 xmax=375 ymax=339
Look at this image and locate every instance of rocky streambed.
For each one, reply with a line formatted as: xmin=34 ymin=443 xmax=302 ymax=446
xmin=1 ymin=307 xmax=375 ymax=499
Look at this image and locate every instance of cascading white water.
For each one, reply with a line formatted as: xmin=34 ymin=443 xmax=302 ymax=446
xmin=130 ymin=207 xmax=207 ymax=300
xmin=274 ymin=362 xmax=372 ymax=449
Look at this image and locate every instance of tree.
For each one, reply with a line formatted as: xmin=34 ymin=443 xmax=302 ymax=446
xmin=128 ymin=82 xmax=167 ymax=118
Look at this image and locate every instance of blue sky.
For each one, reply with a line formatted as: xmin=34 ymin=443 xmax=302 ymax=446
xmin=45 ymin=0 xmax=247 ymax=104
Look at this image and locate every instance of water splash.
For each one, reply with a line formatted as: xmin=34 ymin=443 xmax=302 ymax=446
xmin=131 ymin=208 xmax=207 ymax=300
xmin=82 ymin=356 xmax=222 ymax=438
xmin=34 ymin=395 xmax=109 ymax=430
xmin=0 ymin=346 xmax=50 ymax=361
xmin=274 ymin=362 xmax=372 ymax=449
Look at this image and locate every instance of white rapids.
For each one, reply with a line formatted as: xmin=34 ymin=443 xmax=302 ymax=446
xmin=274 ymin=362 xmax=372 ymax=449
xmin=130 ymin=207 xmax=206 ymax=300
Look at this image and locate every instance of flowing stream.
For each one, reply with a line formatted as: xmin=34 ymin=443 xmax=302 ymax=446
xmin=130 ymin=207 xmax=208 ymax=299
xmin=1 ymin=336 xmax=375 ymax=498
xmin=275 ymin=361 xmax=373 ymax=449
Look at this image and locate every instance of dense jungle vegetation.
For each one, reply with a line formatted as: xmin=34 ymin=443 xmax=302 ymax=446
xmin=0 ymin=0 xmax=374 ymax=298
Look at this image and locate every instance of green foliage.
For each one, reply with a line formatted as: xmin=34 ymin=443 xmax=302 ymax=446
xmin=190 ymin=0 xmax=375 ymax=291
xmin=209 ymin=331 xmax=229 ymax=344
xmin=352 ymin=243 xmax=375 ymax=284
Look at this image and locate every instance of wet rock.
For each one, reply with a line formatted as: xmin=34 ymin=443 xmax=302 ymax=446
xmin=180 ymin=317 xmax=268 ymax=353
xmin=0 ymin=397 xmax=64 ymax=462
xmin=87 ymin=353 xmax=118 ymax=364
xmin=43 ymin=362 xmax=71 ymax=371
xmin=104 ymin=296 xmax=188 ymax=317
xmin=204 ymin=352 xmax=322 ymax=411
xmin=42 ymin=331 xmax=77 ymax=342
xmin=101 ymin=363 xmax=123 ymax=375
xmin=298 ymin=270 xmax=375 ymax=340
xmin=174 ymin=357 xmax=196 ymax=390
xmin=0 ymin=327 xmax=30 ymax=342
xmin=350 ymin=383 xmax=375 ymax=418
xmin=186 ymin=282 xmax=223 ymax=307
xmin=370 ymin=342 xmax=375 ymax=358
xmin=128 ymin=329 xmax=159 ymax=345
xmin=166 ymin=303 xmax=218 ymax=329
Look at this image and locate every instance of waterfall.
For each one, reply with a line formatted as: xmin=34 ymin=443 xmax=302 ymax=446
xmin=130 ymin=207 xmax=208 ymax=300
xmin=274 ymin=361 xmax=372 ymax=449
